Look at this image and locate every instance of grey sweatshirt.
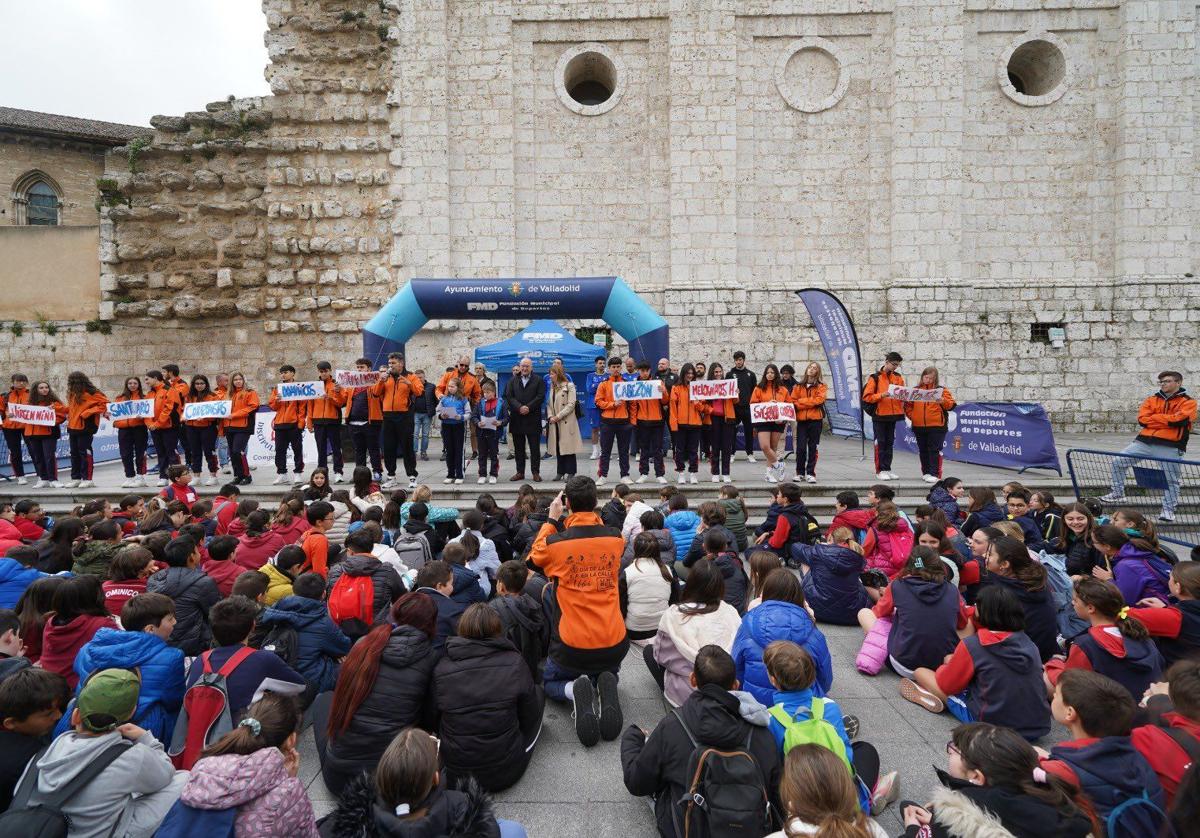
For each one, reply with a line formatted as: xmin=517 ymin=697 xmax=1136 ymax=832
xmin=19 ymin=729 xmax=182 ymax=838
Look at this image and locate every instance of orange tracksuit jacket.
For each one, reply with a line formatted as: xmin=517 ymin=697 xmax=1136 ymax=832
xmin=669 ymin=384 xmax=708 ymax=429
xmin=67 ymin=391 xmax=109 ymax=431
xmin=905 ymin=386 xmax=957 ymax=430
xmin=862 ymin=369 xmax=906 ymax=420
xmin=1 ymin=388 xmax=30 ymax=431
xmin=435 ymin=371 xmax=481 ymax=403
xmin=629 ymin=385 xmax=669 ymax=425
xmin=1136 ymin=390 xmax=1197 ymax=451
xmin=792 ymin=383 xmax=828 ymax=422
xmin=308 ymin=380 xmax=347 ymax=428
xmin=182 ymin=392 xmax=224 ymax=428
xmin=370 ymin=372 xmax=423 ymax=415
xmin=269 ymin=386 xmax=308 ymax=428
xmin=224 ymin=388 xmax=260 ymax=432
xmin=594 ymin=375 xmax=631 ymax=423
xmin=23 ymin=401 xmax=67 ymax=437
xmin=111 ymin=394 xmax=149 ymax=430
xmin=147 ymin=384 xmax=181 ymax=431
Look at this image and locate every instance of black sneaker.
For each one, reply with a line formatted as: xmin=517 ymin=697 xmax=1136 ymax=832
xmin=597 ymin=670 xmax=622 ymax=741
xmin=843 ymin=714 xmax=860 ymax=740
xmin=572 ymin=676 xmax=600 ymax=747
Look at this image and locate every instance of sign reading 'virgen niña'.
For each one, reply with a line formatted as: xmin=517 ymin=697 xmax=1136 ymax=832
xmin=182 ymin=401 xmax=233 ymax=421
xmin=689 ymin=379 xmax=739 ymax=401
xmin=107 ymin=399 xmax=155 ymax=420
xmin=750 ymin=402 xmax=797 ymax=423
xmin=613 ymin=379 xmax=663 ymax=401
xmin=8 ymin=403 xmax=57 ymax=427
xmin=278 ymin=381 xmax=323 ymax=401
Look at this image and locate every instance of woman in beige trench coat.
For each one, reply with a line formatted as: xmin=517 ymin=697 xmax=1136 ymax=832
xmin=547 ymin=366 xmax=583 ymax=479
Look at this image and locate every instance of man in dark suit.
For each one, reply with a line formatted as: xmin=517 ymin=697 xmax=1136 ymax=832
xmin=504 ymin=356 xmax=546 ymax=481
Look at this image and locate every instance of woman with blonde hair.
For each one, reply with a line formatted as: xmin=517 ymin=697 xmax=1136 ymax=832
xmin=546 ymin=364 xmax=583 ymax=480
xmin=792 ymin=362 xmax=828 ymax=484
xmin=767 ymin=744 xmax=888 ymax=838
xmin=905 ymin=365 xmax=957 ymax=484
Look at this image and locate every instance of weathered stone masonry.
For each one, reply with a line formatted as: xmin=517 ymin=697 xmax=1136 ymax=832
xmin=7 ymin=0 xmax=1198 ymax=432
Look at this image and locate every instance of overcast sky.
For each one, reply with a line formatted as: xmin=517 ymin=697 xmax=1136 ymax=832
xmin=0 ymin=1 xmax=271 ymax=127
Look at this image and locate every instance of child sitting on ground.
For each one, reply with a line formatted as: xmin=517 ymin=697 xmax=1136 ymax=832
xmin=260 ymin=545 xmax=305 ymax=606
xmin=791 ymin=526 xmax=871 ymax=626
xmin=102 ymin=546 xmax=156 ymax=619
xmin=746 ymin=550 xmax=782 ymax=611
xmin=1044 ymin=577 xmax=1165 ymax=701
xmin=493 ymin=560 xmax=549 ymax=677
xmin=1131 ymin=659 xmax=1200 ymax=810
xmin=764 ymin=641 xmax=897 ymax=815
xmin=1128 ymin=561 xmax=1200 ymax=667
xmin=0 ymin=667 xmax=69 ymax=810
xmin=701 ymin=528 xmax=748 ymax=613
xmin=1039 ymin=669 xmax=1167 ymax=836
xmin=619 ymin=533 xmax=678 ymax=646
xmin=440 ymin=541 xmax=486 ymax=606
xmin=899 ymin=584 xmax=1051 ymax=742
xmin=257 ymin=572 xmax=351 ymax=695
xmin=200 ymin=535 xmax=242 ymax=597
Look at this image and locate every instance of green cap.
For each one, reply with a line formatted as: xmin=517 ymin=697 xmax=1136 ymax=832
xmin=76 ymin=668 xmax=140 ymax=733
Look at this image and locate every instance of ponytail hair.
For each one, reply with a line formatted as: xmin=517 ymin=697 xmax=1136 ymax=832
xmin=951 ymin=722 xmax=1083 ymax=820
xmin=327 ymin=623 xmax=393 ymax=737
xmin=778 ymin=745 xmax=874 ymax=838
xmin=988 ymin=536 xmax=1047 ymax=592
xmin=928 ymin=476 xmax=961 ymax=499
xmin=1073 ymin=577 xmax=1149 ymax=640
xmin=828 ymin=527 xmax=863 ymax=556
xmin=203 ymin=692 xmax=300 ymax=758
xmin=632 ymin=531 xmax=673 ymax=585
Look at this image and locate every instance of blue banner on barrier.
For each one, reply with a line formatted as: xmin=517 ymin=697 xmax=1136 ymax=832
xmin=896 ymin=402 xmax=1061 ymax=474
xmin=796 ymin=289 xmax=863 ymax=436
xmin=0 ymin=418 xmax=139 ymax=479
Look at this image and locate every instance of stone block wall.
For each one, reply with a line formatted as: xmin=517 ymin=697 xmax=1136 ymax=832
xmin=0 ymin=0 xmax=1192 ymax=432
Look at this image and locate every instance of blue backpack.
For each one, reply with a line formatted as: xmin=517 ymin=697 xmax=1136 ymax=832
xmin=154 ymin=799 xmax=236 ymax=838
xmin=1067 ymin=758 xmax=1174 ymax=838
xmin=1039 ymin=551 xmax=1089 ymax=640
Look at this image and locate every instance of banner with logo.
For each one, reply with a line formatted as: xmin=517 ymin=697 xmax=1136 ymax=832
xmin=690 ymin=379 xmax=738 ymax=401
xmin=182 ymin=400 xmax=232 ymax=421
xmin=245 ymin=410 xmax=319 ymax=470
xmin=895 ymin=402 xmax=1060 ymax=473
xmin=751 ymin=402 xmax=796 ymax=423
xmin=614 ymin=379 xmax=663 ymax=401
xmin=795 ymin=289 xmax=864 ymax=436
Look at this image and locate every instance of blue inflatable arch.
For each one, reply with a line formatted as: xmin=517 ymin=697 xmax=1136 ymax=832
xmin=363 ymin=277 xmax=669 ymax=365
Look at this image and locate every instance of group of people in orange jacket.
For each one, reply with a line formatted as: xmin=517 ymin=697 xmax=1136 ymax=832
xmin=861 ymin=351 xmax=958 ymax=485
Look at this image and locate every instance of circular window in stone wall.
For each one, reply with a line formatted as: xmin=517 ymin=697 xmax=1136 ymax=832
xmin=555 ymin=43 xmax=624 ymax=116
xmin=999 ymin=31 xmax=1070 ymax=106
xmin=775 ymin=38 xmax=849 ymax=114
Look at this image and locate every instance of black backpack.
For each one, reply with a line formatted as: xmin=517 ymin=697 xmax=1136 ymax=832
xmin=1 ymin=740 xmax=131 ymax=837
xmin=861 ymin=372 xmax=880 ymax=417
xmin=672 ymin=710 xmax=773 ymax=838
xmin=258 ymin=622 xmax=299 ymax=669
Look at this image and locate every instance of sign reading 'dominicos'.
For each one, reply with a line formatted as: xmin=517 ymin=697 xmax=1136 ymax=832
xmin=887 ymin=385 xmax=944 ymax=403
xmin=182 ymin=401 xmax=233 ymax=421
xmin=8 ymin=403 xmax=57 ymax=426
xmin=277 ymin=381 xmax=323 ymax=401
xmin=750 ymin=402 xmax=797 ymax=423
xmin=335 ymin=370 xmax=381 ymax=388
xmin=614 ymin=380 xmax=663 ymax=401
xmin=689 ymin=379 xmax=739 ymax=401
xmin=108 ymin=399 xmax=154 ymax=421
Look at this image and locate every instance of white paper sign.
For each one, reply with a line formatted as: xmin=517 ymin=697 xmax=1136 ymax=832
xmin=614 ymin=379 xmax=663 ymax=401
xmin=277 ymin=381 xmax=323 ymax=401
xmin=335 ymin=369 xmax=381 ymax=388
xmin=751 ymin=402 xmax=797 ymax=423
xmin=182 ymin=400 xmax=233 ymax=421
xmin=9 ymin=403 xmax=57 ymax=427
xmin=689 ymin=379 xmax=739 ymax=401
xmin=439 ymin=404 xmax=465 ymax=420
xmin=108 ymin=399 xmax=154 ymax=421
xmin=887 ymin=385 xmax=943 ymax=403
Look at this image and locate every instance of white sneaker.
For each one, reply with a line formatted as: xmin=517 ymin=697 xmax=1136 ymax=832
xmin=589 ymin=447 xmax=599 ymax=460
xmin=488 ymin=476 xmax=497 ymax=484
xmin=454 ymin=478 xmax=463 ymax=484
xmin=443 ymin=477 xmax=453 ymax=484
xmin=205 ymin=475 xmax=217 ymax=486
xmin=62 ymin=480 xmax=79 ymax=489
xmin=16 ymin=477 xmax=27 ymax=486
xmin=272 ymin=474 xmax=289 ymax=485
xmin=333 ymin=472 xmax=345 ymax=483
xmin=156 ymin=478 xmax=168 ymax=487
xmin=635 ymin=475 xmax=648 ymax=484
xmin=596 ymin=475 xmax=607 ymax=486
xmin=1098 ymin=492 xmax=1129 ymax=504
xmin=886 ymin=471 xmax=900 ymax=481
xmin=689 ymin=473 xmax=698 ymax=484
xmin=78 ymin=480 xmax=95 ymax=489
xmin=657 ymin=476 xmax=668 ymax=484
xmin=32 ymin=479 xmax=47 ymax=489
xmin=138 ymin=475 xmax=150 ymax=486
xmin=876 ymin=471 xmax=889 ymax=480
xmin=711 ymin=474 xmax=720 ymax=483
xmin=765 ymin=468 xmax=778 ymax=484
xmin=805 ymin=474 xmax=817 ymax=484
xmin=382 ymin=476 xmax=397 ymax=488
xmin=722 ymin=475 xmax=732 ymax=483
xmin=922 ymin=474 xmax=937 ymax=483
xmin=50 ymin=481 xmax=64 ymax=489
xmin=407 ymin=476 xmax=418 ymax=489
xmin=478 ymin=476 xmax=487 ymax=484
xmin=121 ymin=478 xmax=137 ymax=488
xmin=291 ymin=473 xmax=303 ymax=484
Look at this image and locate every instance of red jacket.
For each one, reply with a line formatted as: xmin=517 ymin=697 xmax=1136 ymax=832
xmin=161 ymin=481 xmax=198 ymax=511
xmin=213 ymin=495 xmax=239 ymax=536
xmin=1131 ymin=712 xmax=1200 ymax=806
xmin=271 ymin=516 xmax=309 ymax=545
xmin=202 ymin=558 xmax=244 ymax=597
xmin=40 ymin=613 xmax=118 ymax=689
xmin=13 ymin=516 xmax=45 ymax=541
xmin=102 ymin=578 xmax=147 ymax=618
xmin=234 ymin=531 xmax=285 ymax=571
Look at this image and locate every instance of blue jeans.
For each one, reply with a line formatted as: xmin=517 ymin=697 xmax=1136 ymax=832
xmin=1109 ymin=439 xmax=1183 ymax=514
xmin=414 ymin=413 xmax=431 ymax=454
xmin=498 ymin=820 xmax=527 ymax=838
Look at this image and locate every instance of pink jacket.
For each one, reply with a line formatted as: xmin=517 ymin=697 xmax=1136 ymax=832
xmin=181 ymin=747 xmax=318 ymax=838
xmin=864 ymin=521 xmax=914 ymax=579
xmin=235 ymin=531 xmax=286 ymax=571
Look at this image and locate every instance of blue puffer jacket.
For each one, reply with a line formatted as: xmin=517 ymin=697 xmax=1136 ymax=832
xmin=732 ymin=600 xmax=833 ymax=707
xmin=926 ymin=486 xmax=963 ymax=524
xmin=665 ymin=510 xmax=700 ymax=565
xmin=793 ymin=543 xmax=870 ymax=626
xmin=961 ymin=503 xmax=1005 ymax=537
xmin=0 ymin=558 xmax=47 ymax=609
xmin=257 ymin=595 xmax=352 ymax=693
xmin=72 ymin=628 xmax=185 ymax=740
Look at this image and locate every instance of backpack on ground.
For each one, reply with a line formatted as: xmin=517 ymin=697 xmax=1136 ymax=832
xmin=168 ymin=645 xmax=256 ymax=770
xmin=1 ymin=740 xmax=131 ymax=838
xmin=672 ymin=710 xmax=773 ymax=838
xmin=392 ymin=531 xmax=432 ymax=571
xmin=328 ymin=572 xmax=375 ymax=636
xmin=258 ymin=622 xmax=299 ymax=669
xmin=153 ymin=799 xmax=237 ymax=838
xmin=767 ymin=699 xmax=852 ymax=772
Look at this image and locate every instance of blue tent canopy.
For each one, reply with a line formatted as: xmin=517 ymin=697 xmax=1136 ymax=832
xmin=474 ymin=320 xmax=603 ymax=374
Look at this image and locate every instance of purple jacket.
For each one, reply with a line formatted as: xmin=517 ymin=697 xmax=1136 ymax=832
xmin=1112 ymin=542 xmax=1172 ymax=604
xmin=181 ymin=747 xmax=318 ymax=838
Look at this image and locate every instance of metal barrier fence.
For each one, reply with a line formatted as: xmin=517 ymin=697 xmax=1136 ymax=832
xmin=1066 ymin=447 xmax=1199 ymax=548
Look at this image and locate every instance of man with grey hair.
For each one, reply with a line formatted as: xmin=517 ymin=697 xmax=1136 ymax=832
xmin=504 ymin=357 xmax=546 ymax=481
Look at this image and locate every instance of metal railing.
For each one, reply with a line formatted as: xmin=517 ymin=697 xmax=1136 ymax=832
xmin=1066 ymin=447 xmax=1199 ymax=548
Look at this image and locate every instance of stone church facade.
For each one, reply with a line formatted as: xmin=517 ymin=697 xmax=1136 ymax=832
xmin=6 ymin=0 xmax=1198 ymax=430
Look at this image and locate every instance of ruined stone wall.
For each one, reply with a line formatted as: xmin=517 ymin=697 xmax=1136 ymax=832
xmin=1 ymin=0 xmax=1193 ymax=431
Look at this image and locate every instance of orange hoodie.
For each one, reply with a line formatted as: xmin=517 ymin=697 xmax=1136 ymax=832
xmin=67 ymin=390 xmax=109 ymax=431
xmin=370 ymin=371 xmax=422 ymax=415
xmin=23 ymin=401 xmax=67 ymax=437
xmin=862 ymin=368 xmax=906 ymax=420
xmin=308 ymin=379 xmax=347 ymax=426
xmin=669 ymin=383 xmax=708 ymax=429
xmin=268 ymin=386 xmax=308 ymax=427
xmin=1 ymin=388 xmax=30 ymax=431
xmin=594 ymin=374 xmax=631 ymax=422
xmin=147 ymin=383 xmax=181 ymax=431
xmin=905 ymin=386 xmax=957 ymax=430
xmin=224 ymin=387 xmax=260 ymax=432
xmin=792 ymin=382 xmax=828 ymax=422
